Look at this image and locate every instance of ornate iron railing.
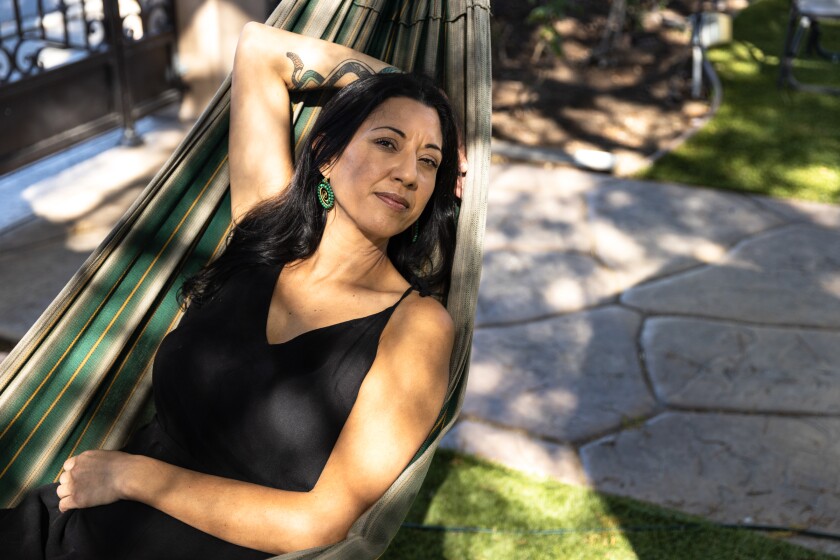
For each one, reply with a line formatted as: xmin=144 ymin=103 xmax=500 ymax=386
xmin=0 ymin=0 xmax=179 ymax=172
xmin=1 ymin=0 xmax=174 ymax=85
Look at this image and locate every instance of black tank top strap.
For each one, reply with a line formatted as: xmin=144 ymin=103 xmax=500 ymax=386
xmin=395 ymin=286 xmax=414 ymax=305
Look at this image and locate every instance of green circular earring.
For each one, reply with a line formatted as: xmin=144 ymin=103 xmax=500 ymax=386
xmin=411 ymin=221 xmax=420 ymax=244
xmin=317 ymin=177 xmax=334 ymax=209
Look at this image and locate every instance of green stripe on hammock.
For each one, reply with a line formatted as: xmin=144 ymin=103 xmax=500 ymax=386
xmin=0 ymin=0 xmax=490 ymax=557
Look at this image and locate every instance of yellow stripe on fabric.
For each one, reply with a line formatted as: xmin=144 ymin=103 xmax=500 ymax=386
xmin=299 ymin=0 xmax=344 ymax=37
xmin=343 ymin=5 xmax=366 ymax=46
xmin=55 ymin=309 xmax=183 ymax=478
xmin=0 ymin=155 xmax=229 ymax=484
xmin=291 ymin=90 xmax=332 ymax=155
xmin=93 ymin=225 xmax=232 ymax=456
xmin=11 ymin=157 xmax=229 ymax=493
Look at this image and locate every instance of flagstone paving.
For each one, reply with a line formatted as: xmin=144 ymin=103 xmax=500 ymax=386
xmin=443 ymin=163 xmax=840 ymax=556
xmin=2 ymin=136 xmax=840 ymax=555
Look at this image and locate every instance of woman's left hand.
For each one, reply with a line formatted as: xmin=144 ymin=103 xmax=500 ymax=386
xmin=56 ymin=450 xmax=135 ymax=512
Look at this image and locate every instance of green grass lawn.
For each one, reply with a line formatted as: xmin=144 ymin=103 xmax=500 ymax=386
xmin=640 ymin=0 xmax=840 ymax=202
xmin=383 ymin=451 xmax=832 ymax=559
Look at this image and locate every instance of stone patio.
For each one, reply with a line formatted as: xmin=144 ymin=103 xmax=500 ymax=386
xmin=443 ymin=164 xmax=840 ymax=556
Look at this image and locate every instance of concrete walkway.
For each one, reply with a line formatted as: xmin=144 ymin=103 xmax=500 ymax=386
xmin=1 ymin=126 xmax=839 ymax=555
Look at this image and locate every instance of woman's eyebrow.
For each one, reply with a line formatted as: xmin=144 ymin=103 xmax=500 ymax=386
xmin=372 ymin=126 xmax=442 ymax=153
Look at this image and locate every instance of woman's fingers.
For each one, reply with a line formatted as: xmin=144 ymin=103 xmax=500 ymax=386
xmin=53 ymin=450 xmax=129 ymax=511
xmin=56 ymin=482 xmax=71 ymax=499
xmin=58 ymin=496 xmax=76 ymax=513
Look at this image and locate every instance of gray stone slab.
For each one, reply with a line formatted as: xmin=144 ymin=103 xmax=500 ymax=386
xmin=485 ymin=164 xmax=601 ymax=253
xmin=587 ymin=178 xmax=782 ymax=288
xmin=581 ymin=413 xmax=840 ymax=539
xmin=466 ymin=306 xmax=655 ymax=442
xmin=643 ymin=317 xmax=840 ymax=413
xmin=440 ymin=419 xmax=588 ymax=485
xmin=623 ymin=225 xmax=840 ymax=328
xmin=752 ymin=194 xmax=840 ymax=230
xmin=476 ymin=249 xmax=618 ymax=325
xmin=0 ymin=241 xmax=92 ymax=342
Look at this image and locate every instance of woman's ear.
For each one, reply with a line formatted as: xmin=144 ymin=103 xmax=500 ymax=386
xmin=318 ymin=161 xmax=335 ymax=179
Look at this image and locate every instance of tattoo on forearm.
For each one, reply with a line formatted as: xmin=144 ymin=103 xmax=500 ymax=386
xmin=286 ymin=52 xmax=399 ymax=89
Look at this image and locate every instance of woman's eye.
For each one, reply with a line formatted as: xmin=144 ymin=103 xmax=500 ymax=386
xmin=421 ymin=158 xmax=439 ymax=169
xmin=375 ymin=138 xmax=396 ymax=150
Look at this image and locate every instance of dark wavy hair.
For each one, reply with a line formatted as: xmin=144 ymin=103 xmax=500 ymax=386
xmin=178 ymin=72 xmax=461 ymax=308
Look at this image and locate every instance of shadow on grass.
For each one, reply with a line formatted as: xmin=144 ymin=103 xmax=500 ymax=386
xmin=382 ymin=451 xmax=829 ymax=560
xmin=384 ymin=451 xmax=834 ymax=559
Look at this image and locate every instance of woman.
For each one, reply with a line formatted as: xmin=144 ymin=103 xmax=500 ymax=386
xmin=0 ymin=23 xmax=464 ymax=558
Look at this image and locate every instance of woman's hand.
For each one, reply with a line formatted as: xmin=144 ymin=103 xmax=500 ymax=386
xmin=56 ymin=450 xmax=136 ymax=512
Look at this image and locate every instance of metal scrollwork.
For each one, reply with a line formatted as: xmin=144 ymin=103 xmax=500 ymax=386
xmin=141 ymin=0 xmax=174 ymax=36
xmin=13 ymin=38 xmax=46 ymax=77
xmin=0 ymin=48 xmax=12 ymax=82
xmin=122 ymin=13 xmax=144 ymax=41
xmin=0 ymin=0 xmax=173 ymax=85
xmin=87 ymin=18 xmax=105 ymax=50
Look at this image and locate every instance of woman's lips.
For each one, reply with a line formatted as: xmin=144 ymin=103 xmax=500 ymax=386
xmin=375 ymin=192 xmax=409 ymax=211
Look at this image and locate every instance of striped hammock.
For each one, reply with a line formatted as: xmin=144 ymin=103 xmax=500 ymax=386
xmin=0 ymin=0 xmax=490 ymax=557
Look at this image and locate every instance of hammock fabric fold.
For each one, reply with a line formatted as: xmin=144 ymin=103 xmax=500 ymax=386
xmin=0 ymin=0 xmax=490 ymax=557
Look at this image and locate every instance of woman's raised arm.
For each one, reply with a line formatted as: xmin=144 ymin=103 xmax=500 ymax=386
xmin=229 ymin=23 xmax=398 ymax=223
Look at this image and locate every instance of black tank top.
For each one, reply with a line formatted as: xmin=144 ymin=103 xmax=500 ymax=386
xmin=151 ymin=263 xmax=414 ymax=491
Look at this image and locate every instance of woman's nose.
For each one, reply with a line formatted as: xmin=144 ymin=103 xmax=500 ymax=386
xmin=391 ymin=152 xmax=418 ymax=188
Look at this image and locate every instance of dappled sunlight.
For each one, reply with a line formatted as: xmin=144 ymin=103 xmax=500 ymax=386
xmin=390 ymin=452 xmax=641 ymax=559
xmin=443 ymin=420 xmax=587 ymax=486
xmin=657 ymin=232 xmax=727 ymax=262
xmin=466 ymin=361 xmax=507 ymax=397
xmin=592 ymin=222 xmax=647 ymax=263
xmin=818 ymin=274 xmax=840 ymax=294
xmin=544 ymin=276 xmax=588 ymax=311
xmin=63 ymin=227 xmax=112 ymax=252
xmin=783 ymin=165 xmax=840 ymax=192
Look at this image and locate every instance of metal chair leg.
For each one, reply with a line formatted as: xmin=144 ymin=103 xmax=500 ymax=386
xmin=779 ymin=3 xmax=803 ymax=88
xmin=806 ymin=21 xmax=840 ymax=62
xmin=779 ymin=1 xmax=840 ymax=95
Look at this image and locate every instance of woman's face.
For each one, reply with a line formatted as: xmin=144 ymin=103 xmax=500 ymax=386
xmin=325 ymin=96 xmax=443 ymax=242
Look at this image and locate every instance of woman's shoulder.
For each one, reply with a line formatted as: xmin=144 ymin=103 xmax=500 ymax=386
xmin=393 ymin=289 xmax=454 ymax=343
xmin=362 ymin=288 xmax=452 ymax=428
xmin=376 ymin=288 xmax=454 ymax=386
